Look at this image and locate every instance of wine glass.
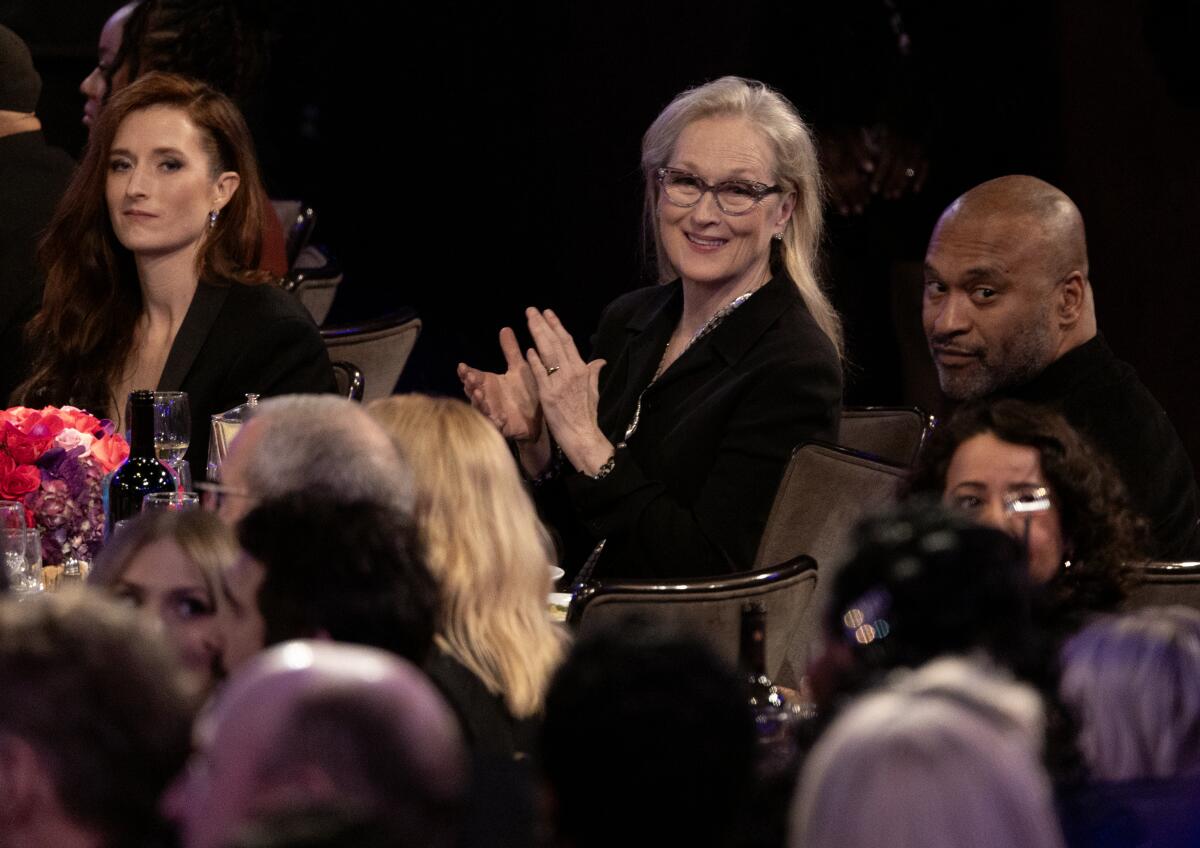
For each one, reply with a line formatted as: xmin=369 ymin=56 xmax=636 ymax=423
xmin=0 ymin=500 xmax=26 ymax=530
xmin=2 ymin=527 xmax=43 ymax=596
xmin=142 ymin=492 xmax=200 ymax=513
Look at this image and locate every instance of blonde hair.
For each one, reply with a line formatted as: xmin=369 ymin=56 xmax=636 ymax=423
xmin=1060 ymin=606 xmax=1200 ymax=780
xmin=641 ymin=75 xmax=842 ymax=357
xmin=792 ymin=658 xmax=1061 ymax=848
xmin=90 ymin=510 xmax=239 ymax=607
xmin=367 ymin=394 xmax=567 ymax=717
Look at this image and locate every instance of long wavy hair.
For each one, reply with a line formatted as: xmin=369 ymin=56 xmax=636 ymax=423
xmin=14 ymin=71 xmax=270 ymax=416
xmin=640 ymin=75 xmax=843 ymax=357
xmin=908 ymin=399 xmax=1146 ymax=626
xmin=367 ymin=394 xmax=569 ymax=718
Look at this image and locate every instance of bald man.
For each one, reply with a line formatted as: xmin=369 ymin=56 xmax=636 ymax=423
xmin=165 ymin=640 xmax=467 ymax=848
xmin=923 ymin=175 xmax=1200 ymax=558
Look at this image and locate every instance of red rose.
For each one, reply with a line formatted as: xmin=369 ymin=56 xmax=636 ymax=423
xmin=0 ymin=453 xmax=40 ymax=500
xmin=89 ymin=434 xmax=130 ymax=473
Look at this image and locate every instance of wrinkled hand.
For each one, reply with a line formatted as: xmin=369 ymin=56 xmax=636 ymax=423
xmin=524 ymin=308 xmax=613 ymax=476
xmin=457 ymin=327 xmax=542 ymax=442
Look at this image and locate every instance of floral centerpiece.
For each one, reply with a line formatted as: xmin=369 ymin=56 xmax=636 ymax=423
xmin=0 ymin=405 xmax=129 ymax=565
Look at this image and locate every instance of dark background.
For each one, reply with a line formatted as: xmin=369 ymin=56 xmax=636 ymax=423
xmin=5 ymin=0 xmax=1199 ymax=477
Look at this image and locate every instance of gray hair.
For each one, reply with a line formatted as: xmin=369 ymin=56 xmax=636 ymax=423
xmin=240 ymin=395 xmax=414 ymax=514
xmin=791 ymin=658 xmax=1062 ymax=848
xmin=1060 ymin=606 xmax=1200 ymax=780
xmin=641 ymin=76 xmax=841 ymax=357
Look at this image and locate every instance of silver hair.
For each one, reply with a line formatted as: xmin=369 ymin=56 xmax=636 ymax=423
xmin=791 ymin=657 xmax=1062 ymax=848
xmin=239 ymin=395 xmax=414 ymax=514
xmin=1060 ymin=606 xmax=1200 ymax=781
xmin=640 ymin=75 xmax=842 ymax=356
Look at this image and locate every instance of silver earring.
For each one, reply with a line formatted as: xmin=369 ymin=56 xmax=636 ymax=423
xmin=208 ymin=210 xmax=219 ymax=229
xmin=1063 ymin=559 xmax=1072 ymax=569
xmin=773 ymin=232 xmax=784 ymax=241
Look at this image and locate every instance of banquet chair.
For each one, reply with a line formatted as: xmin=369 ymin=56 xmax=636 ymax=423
xmin=1123 ymin=561 xmax=1200 ymax=612
xmin=753 ymin=441 xmax=908 ymax=685
xmin=331 ymin=361 xmax=365 ymax=402
xmin=568 ymin=554 xmax=818 ymax=680
xmin=271 ymin=200 xmax=317 ymax=267
xmin=280 ymin=246 xmax=343 ymax=326
xmin=320 ymin=310 xmax=421 ymax=403
xmin=837 ymin=405 xmax=934 ymax=468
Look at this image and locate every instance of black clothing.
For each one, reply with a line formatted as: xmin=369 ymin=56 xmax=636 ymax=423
xmin=156 ymin=280 xmax=336 ymax=479
xmin=1059 ymin=774 xmax=1200 ymax=848
xmin=1001 ymin=334 xmax=1200 ymax=559
xmin=547 ymin=274 xmax=842 ymax=580
xmin=424 ymin=648 xmax=536 ymax=759
xmin=0 ymin=130 xmax=74 ymax=403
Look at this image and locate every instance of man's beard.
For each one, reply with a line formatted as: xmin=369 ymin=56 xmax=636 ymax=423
xmin=931 ymin=324 xmax=1056 ymax=401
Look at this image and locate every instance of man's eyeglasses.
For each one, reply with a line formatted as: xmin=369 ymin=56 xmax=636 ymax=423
xmin=194 ymin=481 xmax=256 ymax=513
xmin=655 ymin=167 xmax=783 ymax=216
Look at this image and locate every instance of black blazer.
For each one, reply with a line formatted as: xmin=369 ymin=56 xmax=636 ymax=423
xmin=552 ymin=273 xmax=842 ymax=579
xmin=158 ymin=281 xmax=337 ymax=479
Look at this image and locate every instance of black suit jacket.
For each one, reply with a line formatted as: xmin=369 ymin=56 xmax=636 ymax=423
xmin=158 ymin=281 xmax=337 ymax=479
xmin=551 ymin=274 xmax=842 ymax=579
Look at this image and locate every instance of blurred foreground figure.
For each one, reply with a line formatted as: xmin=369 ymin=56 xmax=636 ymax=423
xmin=0 ymin=593 xmax=193 ymax=848
xmin=166 ymin=640 xmax=466 ymax=848
xmin=539 ymin=622 xmax=755 ymax=848
xmin=792 ymin=658 xmax=1064 ymax=848
xmin=1057 ymin=607 xmax=1200 ymax=847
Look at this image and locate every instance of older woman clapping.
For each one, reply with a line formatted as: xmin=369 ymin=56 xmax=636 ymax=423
xmin=460 ymin=76 xmax=843 ymax=580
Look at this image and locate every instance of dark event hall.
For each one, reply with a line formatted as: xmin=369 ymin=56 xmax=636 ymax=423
xmin=1 ymin=1 xmax=1199 ymax=846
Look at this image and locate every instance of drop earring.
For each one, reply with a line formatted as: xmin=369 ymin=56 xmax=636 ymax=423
xmin=208 ymin=210 xmax=219 ymax=229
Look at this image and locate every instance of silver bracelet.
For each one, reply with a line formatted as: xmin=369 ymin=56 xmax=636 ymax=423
xmin=588 ymin=453 xmax=617 ymax=480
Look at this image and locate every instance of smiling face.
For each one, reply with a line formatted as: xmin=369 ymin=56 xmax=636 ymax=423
xmin=658 ymin=115 xmax=794 ymax=296
xmin=80 ymin=2 xmax=135 ymax=130
xmin=943 ymin=431 xmax=1067 ymax=584
xmin=922 ymin=212 xmax=1062 ymax=400
xmin=105 ymin=105 xmax=239 ymax=263
xmin=114 ymin=537 xmax=223 ymax=689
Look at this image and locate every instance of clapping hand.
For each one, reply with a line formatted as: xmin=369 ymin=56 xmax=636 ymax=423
xmin=457 ymin=327 xmax=542 ymax=442
xmin=524 ymin=308 xmax=613 ymax=477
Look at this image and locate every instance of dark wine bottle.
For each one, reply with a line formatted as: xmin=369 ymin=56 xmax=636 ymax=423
xmin=105 ymin=390 xmax=176 ymax=535
xmin=740 ymin=602 xmax=798 ymax=773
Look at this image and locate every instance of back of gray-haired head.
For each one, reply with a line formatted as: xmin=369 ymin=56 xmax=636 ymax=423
xmin=240 ymin=395 xmax=414 ymax=514
xmin=792 ymin=657 xmax=1061 ymax=848
xmin=1061 ymin=606 xmax=1200 ymax=781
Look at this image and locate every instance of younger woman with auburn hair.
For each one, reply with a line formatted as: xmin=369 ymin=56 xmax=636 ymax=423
xmin=368 ymin=394 xmax=568 ymax=757
xmin=16 ymin=72 xmax=333 ymax=476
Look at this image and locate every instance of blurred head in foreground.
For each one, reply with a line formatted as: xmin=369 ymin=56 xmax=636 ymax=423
xmin=227 ymin=492 xmax=437 ymax=672
xmin=792 ymin=657 xmax=1062 ymax=848
xmin=540 ymin=621 xmax=755 ymax=848
xmin=811 ymin=502 xmax=1041 ymax=711
xmin=216 ymin=394 xmax=412 ymax=525
xmin=166 ymin=640 xmax=466 ymax=848
xmin=90 ymin=509 xmax=240 ymax=694
xmin=1060 ymin=606 xmax=1200 ymax=781
xmin=0 ymin=593 xmax=193 ymax=848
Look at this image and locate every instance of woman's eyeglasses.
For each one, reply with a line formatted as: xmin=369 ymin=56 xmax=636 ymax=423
xmin=656 ymin=167 xmax=783 ymax=215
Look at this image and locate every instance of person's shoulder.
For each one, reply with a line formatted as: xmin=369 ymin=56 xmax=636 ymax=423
xmin=220 ymin=279 xmax=320 ymax=326
xmin=761 ymin=282 xmax=841 ymax=368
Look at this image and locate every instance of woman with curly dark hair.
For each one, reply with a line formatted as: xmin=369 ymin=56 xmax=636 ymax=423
xmin=908 ymin=399 xmax=1146 ymax=633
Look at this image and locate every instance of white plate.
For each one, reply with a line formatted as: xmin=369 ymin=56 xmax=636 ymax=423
xmin=549 ymin=565 xmax=565 ymax=582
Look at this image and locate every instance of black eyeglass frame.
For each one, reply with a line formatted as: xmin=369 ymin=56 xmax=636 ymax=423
xmin=655 ymin=167 xmax=784 ymax=215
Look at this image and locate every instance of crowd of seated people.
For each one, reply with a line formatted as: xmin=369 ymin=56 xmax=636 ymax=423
xmin=4 ymin=17 xmax=1200 ymax=846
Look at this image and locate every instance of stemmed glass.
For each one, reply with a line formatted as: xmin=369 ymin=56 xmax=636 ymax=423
xmin=128 ymin=391 xmax=192 ymax=490
xmin=2 ymin=526 xmax=43 ymax=596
